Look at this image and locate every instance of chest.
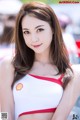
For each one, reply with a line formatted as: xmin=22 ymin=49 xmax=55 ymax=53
xmin=13 ymin=74 xmax=63 ymax=120
xmin=13 ymin=75 xmax=63 ymax=105
xmin=29 ymin=62 xmax=59 ymax=78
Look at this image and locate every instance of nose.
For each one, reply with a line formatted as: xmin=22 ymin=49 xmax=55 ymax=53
xmin=31 ymin=34 xmax=39 ymax=42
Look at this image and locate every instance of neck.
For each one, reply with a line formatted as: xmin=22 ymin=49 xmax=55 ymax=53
xmin=35 ymin=51 xmax=52 ymax=64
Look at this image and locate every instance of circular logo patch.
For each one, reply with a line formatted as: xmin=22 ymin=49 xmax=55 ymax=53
xmin=16 ymin=83 xmax=23 ymax=91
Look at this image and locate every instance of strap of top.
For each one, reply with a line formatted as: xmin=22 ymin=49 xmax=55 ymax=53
xmin=58 ymin=74 xmax=64 ymax=85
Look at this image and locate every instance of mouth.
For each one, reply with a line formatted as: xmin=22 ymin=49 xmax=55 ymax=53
xmin=32 ymin=43 xmax=43 ymax=48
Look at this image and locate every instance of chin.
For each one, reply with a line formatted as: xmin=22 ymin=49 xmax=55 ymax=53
xmin=34 ymin=49 xmax=45 ymax=54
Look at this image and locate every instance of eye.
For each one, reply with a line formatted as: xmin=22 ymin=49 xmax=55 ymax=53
xmin=37 ymin=28 xmax=44 ymax=33
xmin=23 ymin=31 xmax=30 ymax=35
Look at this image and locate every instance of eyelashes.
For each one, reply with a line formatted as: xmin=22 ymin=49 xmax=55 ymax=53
xmin=23 ymin=28 xmax=45 ymax=35
xmin=23 ymin=31 xmax=30 ymax=35
xmin=37 ymin=28 xmax=44 ymax=32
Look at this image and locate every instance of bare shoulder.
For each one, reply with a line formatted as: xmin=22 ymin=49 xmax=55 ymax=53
xmin=71 ymin=64 xmax=80 ymax=95
xmin=71 ymin=64 xmax=80 ymax=71
xmin=71 ymin=64 xmax=80 ymax=82
xmin=0 ymin=56 xmax=14 ymax=86
xmin=0 ymin=55 xmax=13 ymax=65
xmin=0 ymin=56 xmax=14 ymax=72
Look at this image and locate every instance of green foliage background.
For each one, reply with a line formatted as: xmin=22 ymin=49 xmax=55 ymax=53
xmin=21 ymin=0 xmax=80 ymax=4
xmin=21 ymin=0 xmax=61 ymax=4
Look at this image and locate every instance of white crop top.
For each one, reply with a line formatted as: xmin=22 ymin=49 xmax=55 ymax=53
xmin=13 ymin=74 xmax=64 ymax=120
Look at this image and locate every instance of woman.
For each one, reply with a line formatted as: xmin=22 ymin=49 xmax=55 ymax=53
xmin=0 ymin=1 xmax=80 ymax=120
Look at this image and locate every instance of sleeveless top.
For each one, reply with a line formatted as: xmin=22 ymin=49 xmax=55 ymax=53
xmin=13 ymin=74 xmax=64 ymax=120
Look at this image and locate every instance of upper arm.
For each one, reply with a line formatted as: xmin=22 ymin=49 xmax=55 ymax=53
xmin=52 ymin=81 xmax=76 ymax=120
xmin=0 ymin=56 xmax=15 ymax=119
xmin=71 ymin=64 xmax=80 ymax=96
xmin=0 ymin=56 xmax=14 ymax=87
xmin=52 ymin=64 xmax=80 ymax=120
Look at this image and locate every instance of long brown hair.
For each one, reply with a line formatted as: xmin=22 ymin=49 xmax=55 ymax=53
xmin=12 ymin=1 xmax=72 ymax=88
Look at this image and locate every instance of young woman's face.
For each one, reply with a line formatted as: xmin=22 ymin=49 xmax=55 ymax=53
xmin=22 ymin=15 xmax=53 ymax=54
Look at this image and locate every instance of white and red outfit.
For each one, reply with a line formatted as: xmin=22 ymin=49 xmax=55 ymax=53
xmin=13 ymin=74 xmax=64 ymax=120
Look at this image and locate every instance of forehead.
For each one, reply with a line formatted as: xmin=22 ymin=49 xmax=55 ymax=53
xmin=21 ymin=15 xmax=49 ymax=28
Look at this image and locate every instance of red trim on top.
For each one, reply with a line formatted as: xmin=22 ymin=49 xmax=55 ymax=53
xmin=58 ymin=74 xmax=64 ymax=85
xmin=19 ymin=108 xmax=56 ymax=117
xmin=28 ymin=74 xmax=63 ymax=86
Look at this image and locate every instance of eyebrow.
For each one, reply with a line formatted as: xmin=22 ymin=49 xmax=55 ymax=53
xmin=22 ymin=25 xmax=44 ymax=30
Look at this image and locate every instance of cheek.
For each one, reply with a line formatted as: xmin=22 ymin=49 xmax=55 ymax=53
xmin=45 ymin=34 xmax=53 ymax=47
xmin=24 ymin=40 xmax=30 ymax=46
xmin=23 ymin=35 xmax=29 ymax=44
xmin=44 ymin=29 xmax=53 ymax=39
xmin=23 ymin=37 xmax=29 ymax=47
xmin=44 ymin=32 xmax=53 ymax=43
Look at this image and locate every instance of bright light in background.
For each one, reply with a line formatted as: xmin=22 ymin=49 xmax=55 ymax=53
xmin=0 ymin=0 xmax=23 ymax=15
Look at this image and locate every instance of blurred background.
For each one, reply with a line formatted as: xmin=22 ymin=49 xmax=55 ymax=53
xmin=0 ymin=0 xmax=80 ymax=119
xmin=0 ymin=0 xmax=80 ymax=64
xmin=0 ymin=0 xmax=22 ymax=59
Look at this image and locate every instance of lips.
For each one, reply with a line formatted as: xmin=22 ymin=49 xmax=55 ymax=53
xmin=32 ymin=43 xmax=43 ymax=48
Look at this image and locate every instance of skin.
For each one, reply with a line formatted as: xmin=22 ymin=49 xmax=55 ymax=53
xmin=1 ymin=59 xmax=80 ymax=120
xmin=51 ymin=65 xmax=80 ymax=120
xmin=18 ymin=15 xmax=56 ymax=120
xmin=22 ymin=15 xmax=53 ymax=57
xmin=0 ymin=56 xmax=14 ymax=120
xmin=0 ymin=15 xmax=80 ymax=120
